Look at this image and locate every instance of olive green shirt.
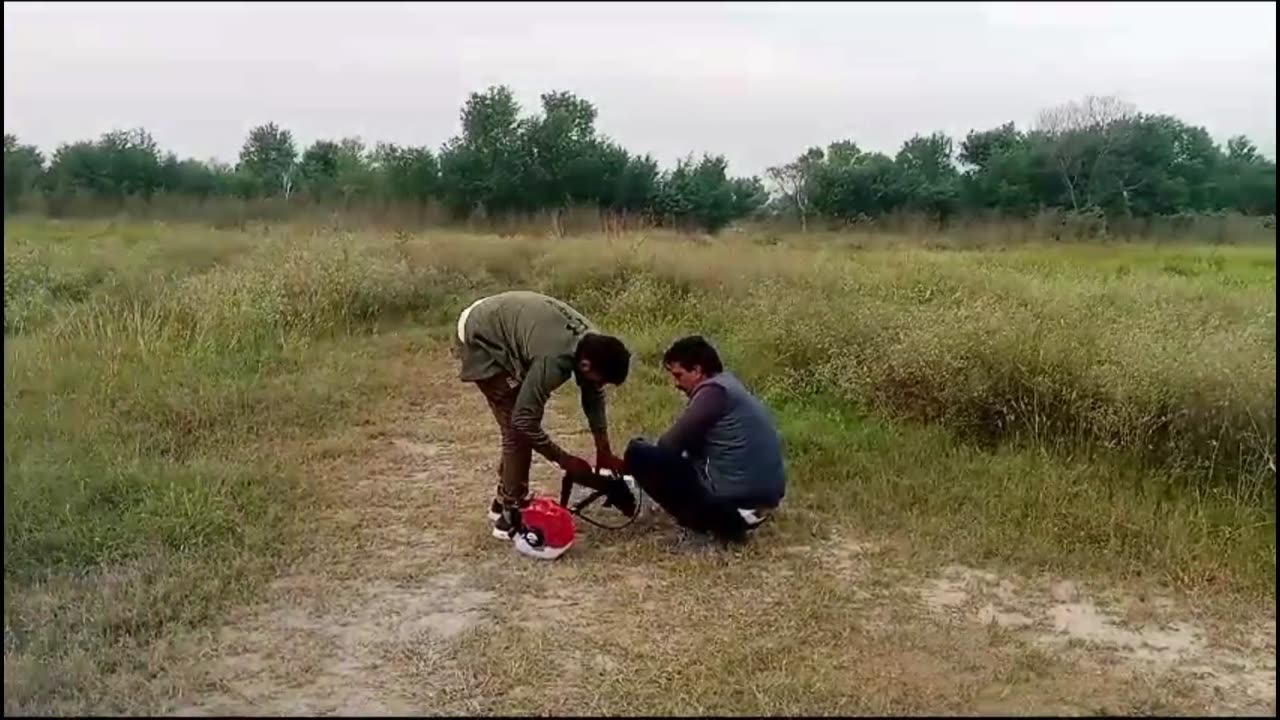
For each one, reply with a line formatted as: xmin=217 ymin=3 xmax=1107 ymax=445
xmin=457 ymin=291 xmax=607 ymax=461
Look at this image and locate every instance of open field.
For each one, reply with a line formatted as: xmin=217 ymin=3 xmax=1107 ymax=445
xmin=4 ymin=218 xmax=1276 ymax=714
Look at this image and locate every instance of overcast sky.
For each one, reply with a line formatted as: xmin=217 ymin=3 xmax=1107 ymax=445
xmin=4 ymin=1 xmax=1276 ymax=176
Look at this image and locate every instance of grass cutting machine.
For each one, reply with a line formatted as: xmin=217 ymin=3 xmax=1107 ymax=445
xmin=557 ymin=467 xmax=643 ymax=530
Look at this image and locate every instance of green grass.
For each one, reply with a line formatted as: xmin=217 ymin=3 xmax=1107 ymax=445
xmin=2 ymin=220 xmax=467 ymax=712
xmin=2 ymin=218 xmax=1275 ymax=712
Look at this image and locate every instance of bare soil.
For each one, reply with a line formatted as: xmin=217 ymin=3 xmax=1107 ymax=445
xmin=165 ymin=352 xmax=1277 ymax=716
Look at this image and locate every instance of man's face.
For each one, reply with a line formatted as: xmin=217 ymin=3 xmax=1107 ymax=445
xmin=665 ymin=362 xmax=704 ymax=396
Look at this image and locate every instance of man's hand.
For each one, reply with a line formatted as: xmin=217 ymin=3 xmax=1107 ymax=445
xmin=559 ymin=454 xmax=594 ymax=477
xmin=595 ymin=450 xmax=625 ymax=475
xmin=592 ymin=430 xmax=624 ymax=474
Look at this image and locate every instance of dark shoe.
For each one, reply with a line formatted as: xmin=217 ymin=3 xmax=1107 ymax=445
xmin=492 ymin=506 xmax=522 ymax=541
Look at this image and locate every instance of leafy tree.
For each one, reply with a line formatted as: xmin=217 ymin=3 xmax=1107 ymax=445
xmin=520 ymin=91 xmax=602 ymax=234
xmin=238 ymin=122 xmax=297 ymax=198
xmin=1034 ymin=95 xmax=1137 ymax=212
xmin=959 ymin=123 xmax=1023 ymax=172
xmin=298 ymin=140 xmax=341 ymax=200
xmin=1098 ymin=114 xmax=1219 ymax=216
xmin=42 ymin=128 xmax=163 ymax=200
xmin=959 ymin=125 xmax=1046 ymax=215
xmin=616 ymin=153 xmax=660 ymax=216
xmin=657 ymin=154 xmax=762 ymax=233
xmin=4 ymin=134 xmax=44 ymax=211
xmin=334 ymin=138 xmax=375 ymax=205
xmin=99 ymin=129 xmax=163 ymax=198
xmin=810 ymin=149 xmax=904 ymax=221
xmin=1215 ymin=135 xmax=1276 ymax=215
xmin=157 ymin=154 xmax=223 ymax=197
xmin=372 ymin=143 xmax=437 ymax=203
xmin=895 ymin=132 xmax=960 ymax=219
xmin=590 ymin=143 xmax=659 ymax=225
xmin=728 ymin=175 xmax=769 ymax=222
xmin=439 ymin=85 xmax=526 ymax=218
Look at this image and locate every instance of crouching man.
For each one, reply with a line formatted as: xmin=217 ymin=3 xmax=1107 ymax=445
xmin=624 ymin=335 xmax=786 ymax=544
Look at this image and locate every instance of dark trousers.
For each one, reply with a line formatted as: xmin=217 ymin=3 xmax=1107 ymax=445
xmin=474 ymin=372 xmax=532 ymax=508
xmin=623 ymin=439 xmax=751 ymax=543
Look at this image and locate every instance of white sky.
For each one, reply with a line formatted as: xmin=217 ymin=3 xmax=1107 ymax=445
xmin=4 ymin=1 xmax=1276 ymax=176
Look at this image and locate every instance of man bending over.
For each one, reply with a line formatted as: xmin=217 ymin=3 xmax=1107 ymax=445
xmin=456 ymin=290 xmax=634 ymax=540
xmin=624 ymin=335 xmax=786 ymax=544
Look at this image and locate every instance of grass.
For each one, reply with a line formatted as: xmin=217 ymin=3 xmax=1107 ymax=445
xmin=2 ymin=217 xmax=1275 ymax=713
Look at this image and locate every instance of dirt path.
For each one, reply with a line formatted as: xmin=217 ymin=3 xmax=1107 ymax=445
xmin=167 ymin=351 xmax=1276 ymax=716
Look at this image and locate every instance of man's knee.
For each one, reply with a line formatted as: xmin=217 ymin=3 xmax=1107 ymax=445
xmin=622 ymin=437 xmax=657 ymax=468
xmin=496 ymin=423 xmax=531 ymax=450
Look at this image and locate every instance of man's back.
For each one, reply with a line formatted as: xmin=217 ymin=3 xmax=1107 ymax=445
xmin=459 ymin=291 xmax=596 ymax=383
xmin=694 ymin=372 xmax=786 ymax=508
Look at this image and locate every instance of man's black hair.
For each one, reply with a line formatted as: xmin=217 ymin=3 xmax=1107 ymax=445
xmin=662 ymin=335 xmax=723 ymax=375
xmin=576 ymin=333 xmax=631 ymax=385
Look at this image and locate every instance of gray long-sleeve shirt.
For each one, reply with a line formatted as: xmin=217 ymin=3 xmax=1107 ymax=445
xmin=658 ymin=383 xmax=728 ymax=454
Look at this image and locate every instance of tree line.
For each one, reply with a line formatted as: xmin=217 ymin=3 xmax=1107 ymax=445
xmin=768 ymin=95 xmax=1275 ymax=231
xmin=4 ymin=87 xmax=1276 ymax=234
